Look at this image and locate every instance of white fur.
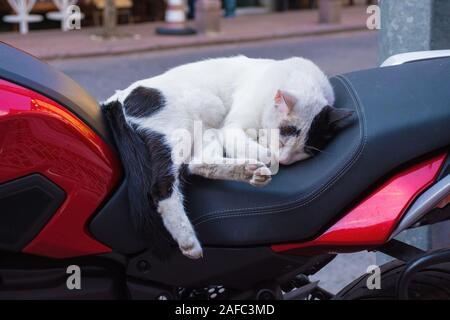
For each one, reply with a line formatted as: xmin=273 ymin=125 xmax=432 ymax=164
xmin=107 ymin=56 xmax=333 ymax=135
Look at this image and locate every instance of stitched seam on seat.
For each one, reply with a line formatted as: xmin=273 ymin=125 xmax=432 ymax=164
xmin=193 ymin=75 xmax=367 ymax=226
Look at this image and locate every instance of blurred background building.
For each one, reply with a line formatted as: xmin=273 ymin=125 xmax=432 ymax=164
xmin=0 ymin=0 xmax=374 ymax=32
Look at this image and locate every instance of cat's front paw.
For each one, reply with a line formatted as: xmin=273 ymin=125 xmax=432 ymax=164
xmin=179 ymin=236 xmax=203 ymax=259
xmin=245 ymin=162 xmax=272 ymax=187
xmin=257 ymin=148 xmax=273 ymax=167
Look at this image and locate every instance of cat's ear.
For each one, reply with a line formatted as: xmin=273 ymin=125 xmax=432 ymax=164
xmin=274 ymin=90 xmax=297 ymax=115
xmin=324 ymin=105 xmax=354 ymax=131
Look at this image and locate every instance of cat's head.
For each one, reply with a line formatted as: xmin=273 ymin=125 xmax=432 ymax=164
xmin=269 ymin=90 xmax=354 ymax=165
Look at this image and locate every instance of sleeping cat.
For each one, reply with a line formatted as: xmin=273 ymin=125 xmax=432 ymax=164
xmin=102 ymin=56 xmax=353 ymax=259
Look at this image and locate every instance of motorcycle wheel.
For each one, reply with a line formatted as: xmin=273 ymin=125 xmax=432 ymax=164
xmin=335 ymin=259 xmax=450 ymax=300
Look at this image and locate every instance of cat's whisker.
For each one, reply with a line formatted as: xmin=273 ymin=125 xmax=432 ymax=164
xmin=306 ymin=145 xmax=335 ymax=155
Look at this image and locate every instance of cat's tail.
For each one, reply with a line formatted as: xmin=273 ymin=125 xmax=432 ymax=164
xmin=101 ymin=100 xmax=172 ymax=259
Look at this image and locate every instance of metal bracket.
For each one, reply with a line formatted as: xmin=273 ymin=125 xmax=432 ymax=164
xmin=377 ymin=239 xmax=425 ymax=262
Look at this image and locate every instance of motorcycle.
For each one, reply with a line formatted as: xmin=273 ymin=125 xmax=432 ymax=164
xmin=0 ymin=42 xmax=449 ymax=300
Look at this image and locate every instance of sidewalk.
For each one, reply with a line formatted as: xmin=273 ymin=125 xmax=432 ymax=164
xmin=0 ymin=7 xmax=368 ymax=60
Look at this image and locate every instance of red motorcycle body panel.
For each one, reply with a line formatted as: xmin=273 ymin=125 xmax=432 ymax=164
xmin=0 ymin=79 xmax=121 ymax=258
xmin=272 ymin=153 xmax=446 ymax=254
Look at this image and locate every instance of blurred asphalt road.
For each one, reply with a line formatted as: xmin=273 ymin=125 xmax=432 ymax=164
xmin=51 ymin=31 xmax=378 ymax=102
xmin=51 ymin=31 xmax=379 ymax=294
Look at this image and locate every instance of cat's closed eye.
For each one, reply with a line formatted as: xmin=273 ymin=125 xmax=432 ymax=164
xmin=280 ymin=126 xmax=301 ymax=136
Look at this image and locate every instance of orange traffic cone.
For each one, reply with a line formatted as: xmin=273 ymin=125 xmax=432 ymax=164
xmin=156 ymin=0 xmax=196 ymax=35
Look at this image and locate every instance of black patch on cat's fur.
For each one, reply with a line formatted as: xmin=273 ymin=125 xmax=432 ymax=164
xmin=138 ymin=129 xmax=175 ymax=206
xmin=305 ymin=106 xmax=354 ymax=156
xmin=124 ymin=86 xmax=165 ymax=118
xmin=102 ymin=100 xmax=174 ymax=259
xmin=280 ymin=125 xmax=301 ymax=137
xmin=178 ymin=164 xmax=190 ymax=184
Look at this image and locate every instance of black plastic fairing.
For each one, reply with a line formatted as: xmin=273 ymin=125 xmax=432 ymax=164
xmin=127 ymin=246 xmax=335 ymax=290
xmin=0 ymin=251 xmax=125 ymax=299
xmin=89 ymin=178 xmax=146 ymax=254
xmin=0 ymin=174 xmax=65 ymax=252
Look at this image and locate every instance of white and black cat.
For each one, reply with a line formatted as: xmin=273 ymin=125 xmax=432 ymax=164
xmin=102 ymin=56 xmax=353 ymax=259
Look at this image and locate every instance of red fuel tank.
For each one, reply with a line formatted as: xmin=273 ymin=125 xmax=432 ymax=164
xmin=0 ymin=79 xmax=121 ymax=259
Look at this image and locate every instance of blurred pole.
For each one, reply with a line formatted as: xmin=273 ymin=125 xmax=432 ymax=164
xmin=318 ymin=0 xmax=342 ymax=24
xmin=377 ymin=0 xmax=450 ymax=264
xmin=379 ymin=0 xmax=450 ymax=62
xmin=103 ymin=0 xmax=117 ymax=38
xmin=195 ymin=0 xmax=221 ymax=34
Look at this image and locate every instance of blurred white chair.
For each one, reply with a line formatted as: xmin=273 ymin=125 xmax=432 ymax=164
xmin=46 ymin=0 xmax=84 ymax=31
xmin=3 ymin=0 xmax=43 ymax=34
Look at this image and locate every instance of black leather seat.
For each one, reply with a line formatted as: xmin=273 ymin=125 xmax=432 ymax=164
xmin=186 ymin=57 xmax=450 ymax=246
xmin=91 ymin=57 xmax=450 ymax=254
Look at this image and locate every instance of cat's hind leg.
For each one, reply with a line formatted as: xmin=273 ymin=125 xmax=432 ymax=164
xmin=139 ymin=129 xmax=203 ymax=259
xmin=156 ymin=177 xmax=203 ymax=259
